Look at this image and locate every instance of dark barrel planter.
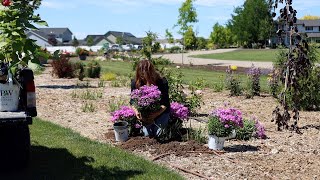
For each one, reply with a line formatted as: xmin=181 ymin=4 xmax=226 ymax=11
xmin=79 ymin=55 xmax=87 ymax=60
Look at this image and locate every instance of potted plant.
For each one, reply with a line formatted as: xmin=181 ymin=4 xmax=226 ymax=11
xmin=111 ymin=106 xmax=142 ymax=140
xmin=0 ymin=0 xmax=47 ymax=111
xmin=76 ymin=48 xmax=89 ymax=60
xmin=207 ymin=108 xmax=243 ymax=150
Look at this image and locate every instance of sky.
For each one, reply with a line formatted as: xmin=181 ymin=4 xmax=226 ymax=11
xmin=36 ymin=0 xmax=320 ymax=40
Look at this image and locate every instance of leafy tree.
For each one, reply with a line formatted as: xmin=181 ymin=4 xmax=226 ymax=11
xmin=165 ymin=29 xmax=174 ymax=44
xmin=0 ymin=0 xmax=48 ymax=70
xmin=184 ymin=27 xmax=197 ymax=50
xmin=209 ymin=23 xmax=234 ymax=48
xmin=141 ymin=31 xmax=160 ymax=60
xmin=72 ymin=36 xmax=79 ymax=47
xmin=86 ymin=36 xmax=94 ymax=46
xmin=196 ymin=37 xmax=207 ymax=50
xmin=301 ymin=15 xmax=320 ymax=20
xmin=228 ymin=0 xmax=272 ymax=47
xmin=175 ymin=0 xmax=198 ymax=35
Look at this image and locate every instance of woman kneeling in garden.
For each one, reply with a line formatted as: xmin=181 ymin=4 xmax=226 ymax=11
xmin=130 ymin=60 xmax=170 ymax=137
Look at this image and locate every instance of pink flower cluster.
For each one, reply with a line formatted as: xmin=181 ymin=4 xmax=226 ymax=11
xmin=170 ymin=102 xmax=189 ymax=120
xmin=131 ymin=85 xmax=161 ymax=111
xmin=111 ymin=106 xmax=136 ymax=122
xmin=212 ymin=108 xmax=243 ymax=128
xmin=255 ymin=120 xmax=266 ymax=139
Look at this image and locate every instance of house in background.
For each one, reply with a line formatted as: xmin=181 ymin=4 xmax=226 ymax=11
xmin=38 ymin=28 xmax=73 ymax=43
xmin=156 ymin=39 xmax=183 ymax=49
xmin=296 ymin=19 xmax=320 ymax=43
xmin=104 ymin=31 xmax=142 ymax=45
xmin=26 ymin=27 xmax=73 ymax=47
xmin=26 ymin=30 xmax=52 ymax=47
xmin=83 ymin=35 xmax=113 ymax=46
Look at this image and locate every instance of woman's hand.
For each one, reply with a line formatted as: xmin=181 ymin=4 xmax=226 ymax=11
xmin=132 ymin=106 xmax=142 ymax=120
xmin=144 ymin=105 xmax=167 ymax=123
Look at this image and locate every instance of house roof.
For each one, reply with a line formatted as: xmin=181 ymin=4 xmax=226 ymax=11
xmin=27 ymin=30 xmax=49 ymax=41
xmin=105 ymin=31 xmax=142 ymax=45
xmin=296 ymin=19 xmax=320 ymax=26
xmin=38 ymin=28 xmax=73 ymax=35
xmin=84 ymin=35 xmax=111 ymax=45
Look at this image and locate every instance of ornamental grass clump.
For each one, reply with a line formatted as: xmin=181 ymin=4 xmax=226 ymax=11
xmin=111 ymin=106 xmax=141 ymax=136
xmin=208 ymin=108 xmax=243 ymax=137
xmin=130 ymin=85 xmax=162 ymax=117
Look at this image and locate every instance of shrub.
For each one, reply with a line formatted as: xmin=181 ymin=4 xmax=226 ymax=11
xmin=235 ymin=119 xmax=255 ymax=140
xmin=225 ymin=66 xmax=242 ymax=96
xmin=51 ymin=55 xmax=75 ymax=78
xmin=247 ymin=64 xmax=261 ymax=96
xmin=73 ymin=62 xmax=85 ymax=81
xmin=85 ymin=61 xmax=101 ymax=78
xmin=169 ymin=46 xmax=181 ymax=53
xmin=76 ymin=47 xmax=89 ymax=56
xmin=101 ymin=72 xmax=117 ymax=81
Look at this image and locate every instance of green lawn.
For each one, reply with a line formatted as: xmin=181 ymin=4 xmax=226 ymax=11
xmin=191 ymin=49 xmax=279 ymax=62
xmin=79 ymin=60 xmax=269 ymax=92
xmin=0 ymin=118 xmax=183 ymax=179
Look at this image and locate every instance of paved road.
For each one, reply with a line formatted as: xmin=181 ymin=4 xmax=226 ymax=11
xmin=154 ymin=49 xmax=273 ymax=69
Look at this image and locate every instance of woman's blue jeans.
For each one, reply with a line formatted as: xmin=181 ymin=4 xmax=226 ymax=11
xmin=142 ymin=112 xmax=170 ymax=137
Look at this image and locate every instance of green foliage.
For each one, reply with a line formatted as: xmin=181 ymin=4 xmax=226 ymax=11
xmin=72 ymin=36 xmax=79 ymax=47
xmin=225 ymin=69 xmax=242 ymax=96
xmin=196 ymin=37 xmax=207 ymax=50
xmin=141 ymin=31 xmax=160 ymax=60
xmin=175 ymin=0 xmax=198 ymax=35
xmin=188 ymin=127 xmax=207 ymax=144
xmin=162 ymin=68 xmax=203 ymax=114
xmin=73 ymin=61 xmax=85 ymax=80
xmin=168 ymin=46 xmax=182 ymax=53
xmin=76 ymin=47 xmax=90 ymax=56
xmin=85 ymin=61 xmax=101 ymax=78
xmin=0 ymin=0 xmax=47 ymax=70
xmin=110 ymin=76 xmax=130 ymax=88
xmin=274 ymin=45 xmax=320 ymax=110
xmin=81 ymin=102 xmax=96 ymax=112
xmin=208 ymin=116 xmax=231 ymax=137
xmin=86 ymin=36 xmax=94 ymax=46
xmin=235 ymin=119 xmax=255 ymax=140
xmin=158 ymin=120 xmax=184 ymax=142
xmin=228 ymin=0 xmax=272 ymax=46
xmin=165 ymin=29 xmax=175 ymax=44
xmin=71 ymin=89 xmax=103 ymax=100
xmin=98 ymin=80 xmax=105 ymax=87
xmin=189 ymin=77 xmax=208 ymax=90
xmin=184 ymin=26 xmax=197 ymax=50
xmin=107 ymin=96 xmax=128 ymax=112
xmin=101 ymin=72 xmax=117 ymax=81
xmin=51 ymin=55 xmax=75 ymax=78
xmin=210 ymin=23 xmax=233 ymax=48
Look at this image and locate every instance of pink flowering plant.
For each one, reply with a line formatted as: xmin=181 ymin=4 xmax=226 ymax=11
xmin=208 ymin=108 xmax=244 ymax=137
xmin=111 ymin=106 xmax=141 ymax=136
xmin=130 ymin=85 xmax=162 ymax=117
xmin=170 ymin=102 xmax=189 ymax=121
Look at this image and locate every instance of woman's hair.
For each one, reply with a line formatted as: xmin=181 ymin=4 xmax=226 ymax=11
xmin=135 ymin=60 xmax=161 ymax=88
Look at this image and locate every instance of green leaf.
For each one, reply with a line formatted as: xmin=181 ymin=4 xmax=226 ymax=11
xmin=0 ymin=42 xmax=7 ymax=48
xmin=12 ymin=31 xmax=20 ymax=36
xmin=35 ymin=20 xmax=48 ymax=27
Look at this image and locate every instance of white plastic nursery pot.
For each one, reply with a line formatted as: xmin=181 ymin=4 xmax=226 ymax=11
xmin=0 ymin=83 xmax=20 ymax=112
xmin=113 ymin=121 xmax=129 ymax=142
xmin=208 ymin=135 xmax=227 ymax=150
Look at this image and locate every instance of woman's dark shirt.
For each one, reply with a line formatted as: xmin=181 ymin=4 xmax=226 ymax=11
xmin=130 ymin=78 xmax=170 ymax=113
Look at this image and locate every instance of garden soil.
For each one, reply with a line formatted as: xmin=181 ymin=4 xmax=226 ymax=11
xmin=36 ymin=66 xmax=320 ymax=180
